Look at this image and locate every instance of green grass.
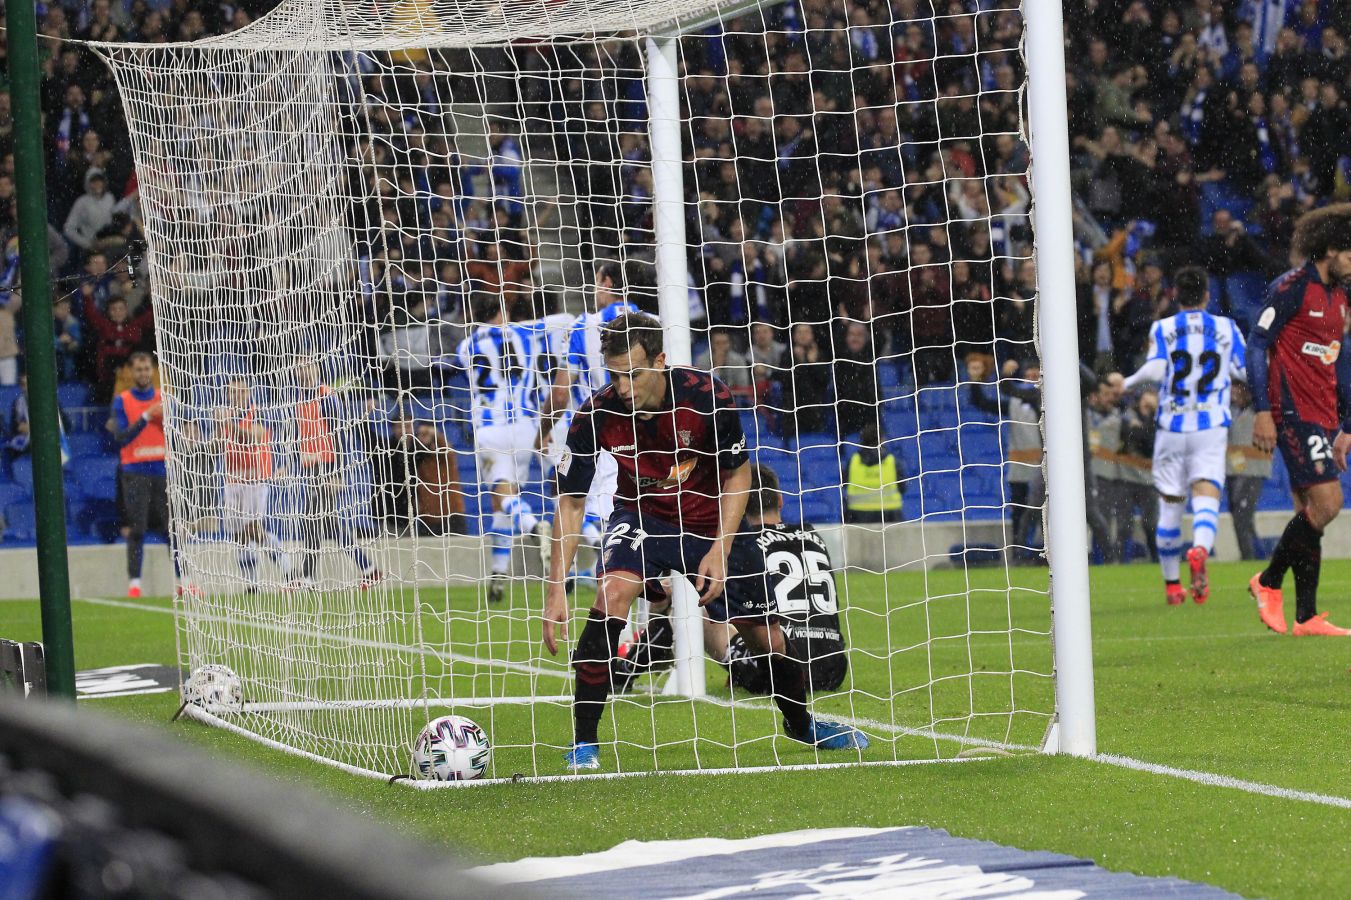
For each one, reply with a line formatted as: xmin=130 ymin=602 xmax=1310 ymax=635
xmin=5 ymin=560 xmax=1351 ymax=897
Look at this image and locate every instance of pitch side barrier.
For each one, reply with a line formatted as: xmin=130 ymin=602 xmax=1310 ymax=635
xmin=0 ymin=698 xmax=502 ymax=899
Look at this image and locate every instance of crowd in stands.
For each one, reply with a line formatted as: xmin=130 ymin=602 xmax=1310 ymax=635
xmin=1 ymin=0 xmax=1350 ymax=552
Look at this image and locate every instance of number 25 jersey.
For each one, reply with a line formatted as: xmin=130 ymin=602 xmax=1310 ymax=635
xmin=1146 ymin=310 xmax=1246 ymax=433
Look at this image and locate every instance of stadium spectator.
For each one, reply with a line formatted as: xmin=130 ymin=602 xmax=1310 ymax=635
xmin=985 ymin=357 xmax=1044 ymax=555
xmin=747 ymin=321 xmax=787 ymax=398
xmin=62 ymin=168 xmax=115 ymax=254
xmin=4 ymin=373 xmax=30 ymax=462
xmin=51 ymin=294 xmax=82 ymax=382
xmin=1226 ymin=381 xmax=1271 ymax=562
xmin=1086 ymin=377 xmax=1125 ymax=563
xmin=83 ymin=290 xmax=154 ymax=404
xmin=776 ymin=323 xmax=829 ymax=439
xmin=0 ymin=279 xmax=18 ymax=386
xmin=693 ymin=329 xmax=753 ymax=397
xmin=1117 ymin=388 xmax=1159 ymax=562
xmin=833 ymin=320 xmax=879 ymax=437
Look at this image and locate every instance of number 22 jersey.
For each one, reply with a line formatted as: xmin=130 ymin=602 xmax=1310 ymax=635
xmin=1146 ymin=310 xmax=1246 ymax=433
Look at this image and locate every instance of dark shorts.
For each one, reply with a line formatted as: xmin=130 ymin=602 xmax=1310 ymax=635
xmin=704 ymin=590 xmax=775 ymax=624
xmin=119 ymin=470 xmax=169 ymax=534
xmin=596 ymin=506 xmax=716 ymax=585
xmin=1275 ymin=416 xmax=1339 ymax=490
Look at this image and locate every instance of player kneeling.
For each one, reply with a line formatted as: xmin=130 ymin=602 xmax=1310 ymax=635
xmin=612 ymin=465 xmax=848 ymax=700
xmin=541 ymin=313 xmax=865 ymax=771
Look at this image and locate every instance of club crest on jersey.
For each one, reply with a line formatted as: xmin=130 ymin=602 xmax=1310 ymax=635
xmin=678 ymin=429 xmax=692 ymax=447
xmin=1300 ymin=340 xmax=1340 ymax=365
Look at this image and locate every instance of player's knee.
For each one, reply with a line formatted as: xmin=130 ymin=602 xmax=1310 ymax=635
xmin=596 ymin=577 xmax=640 ymax=618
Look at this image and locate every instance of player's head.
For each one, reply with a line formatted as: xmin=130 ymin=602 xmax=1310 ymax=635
xmin=601 ymin=312 xmax=667 ymax=411
xmin=1293 ymin=203 xmax=1351 ymax=282
xmin=226 ymin=378 xmax=251 ymax=412
xmin=128 ymin=351 xmax=156 ymax=389
xmin=469 ymin=291 xmax=505 ymax=326
xmin=744 ymin=463 xmax=782 ymax=524
xmin=1173 ymin=266 xmax=1209 ymax=310
xmin=295 ymin=358 xmax=320 ymax=388
xmin=594 ymin=261 xmax=624 ymax=308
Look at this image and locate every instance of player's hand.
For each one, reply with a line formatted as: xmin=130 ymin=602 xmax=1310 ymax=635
xmin=1252 ymin=411 xmax=1276 ymax=454
xmin=542 ymin=583 xmax=569 ymax=656
xmin=146 ymin=402 xmax=163 ymax=421
xmin=694 ymin=548 xmax=727 ymax=605
xmin=1334 ymin=431 xmax=1351 ymax=473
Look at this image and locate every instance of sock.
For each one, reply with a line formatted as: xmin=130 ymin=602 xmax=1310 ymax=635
xmin=490 ymin=512 xmax=512 ymax=575
xmin=1156 ymin=499 xmax=1184 ymax=584
xmin=502 ymin=495 xmax=538 ymax=534
xmin=1262 ymin=511 xmax=1319 ymax=591
xmin=572 ymin=609 xmax=625 ymax=745
xmin=262 ymin=531 xmax=290 ymax=575
xmin=581 ymin=514 xmax=603 ymax=549
xmin=349 ymin=546 xmax=374 ymax=574
xmin=1190 ymin=494 xmax=1220 ymax=554
xmin=129 ymin=577 xmax=142 ymax=590
xmin=768 ymin=653 xmax=812 ymax=734
xmin=239 ymin=548 xmax=258 ymax=584
xmin=1291 ymin=519 xmax=1324 ymax=624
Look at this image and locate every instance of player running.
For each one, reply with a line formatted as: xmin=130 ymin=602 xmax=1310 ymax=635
xmin=456 ymin=295 xmax=552 ymax=602
xmin=1247 ymin=204 xmax=1351 ymax=636
xmin=541 ymin=261 xmax=640 ymax=586
xmin=541 ymin=313 xmax=866 ymax=771
xmin=1120 ymin=267 xmax=1246 ymax=605
xmin=289 ymin=360 xmax=381 ymax=590
xmin=215 ymin=378 xmax=292 ymax=592
xmin=611 ymin=464 xmax=849 ymax=698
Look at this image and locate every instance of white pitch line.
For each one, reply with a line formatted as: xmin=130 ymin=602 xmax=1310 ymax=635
xmin=1091 ymin=753 xmax=1351 ymax=810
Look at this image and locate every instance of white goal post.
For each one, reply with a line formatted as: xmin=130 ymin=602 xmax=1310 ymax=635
xmin=87 ymin=0 xmax=1095 ymax=782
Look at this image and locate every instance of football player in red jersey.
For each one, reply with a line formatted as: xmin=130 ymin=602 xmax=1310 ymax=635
xmin=1248 ymin=204 xmax=1351 ymax=636
xmin=542 ymin=313 xmax=866 ymax=769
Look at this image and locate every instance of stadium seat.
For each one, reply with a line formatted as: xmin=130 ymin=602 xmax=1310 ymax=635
xmin=57 ymin=383 xmax=91 ymax=408
xmin=11 ymin=458 xmax=33 ymax=492
xmin=67 ymin=432 xmax=106 ymax=459
xmin=0 ymin=482 xmax=28 ymax=509
xmin=3 ymin=502 xmax=36 ymax=542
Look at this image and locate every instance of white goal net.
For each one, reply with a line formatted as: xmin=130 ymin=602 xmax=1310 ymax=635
xmin=91 ymin=0 xmax=1060 ymax=782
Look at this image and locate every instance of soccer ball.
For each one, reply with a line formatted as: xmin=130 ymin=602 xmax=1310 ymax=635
xmin=182 ymin=664 xmax=243 ymax=713
xmin=411 ymin=715 xmax=492 ymax=782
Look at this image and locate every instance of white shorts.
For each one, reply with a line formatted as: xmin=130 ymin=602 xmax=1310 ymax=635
xmin=223 ymin=483 xmax=270 ymax=530
xmin=1152 ymin=428 xmax=1228 ymax=498
xmin=477 ymin=420 xmax=539 ymax=487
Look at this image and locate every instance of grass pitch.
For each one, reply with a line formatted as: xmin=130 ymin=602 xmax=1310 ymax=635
xmin=4 ymin=559 xmax=1351 ymax=897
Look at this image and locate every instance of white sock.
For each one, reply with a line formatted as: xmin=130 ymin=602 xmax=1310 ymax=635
xmin=1190 ymin=494 xmax=1220 ymax=554
xmin=1156 ymin=499 xmax=1184 ymax=583
xmin=501 ymin=495 xmax=538 ymax=534
xmin=490 ymin=512 xmax=513 ymax=575
xmin=129 ymin=577 xmax=142 ymax=589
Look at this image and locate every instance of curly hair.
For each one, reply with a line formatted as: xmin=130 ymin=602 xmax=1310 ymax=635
xmin=1293 ymin=203 xmax=1351 ymax=261
xmin=744 ymin=463 xmax=780 ymax=520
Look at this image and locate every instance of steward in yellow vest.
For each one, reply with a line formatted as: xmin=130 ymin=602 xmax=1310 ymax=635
xmin=845 ymin=426 xmax=902 ymax=523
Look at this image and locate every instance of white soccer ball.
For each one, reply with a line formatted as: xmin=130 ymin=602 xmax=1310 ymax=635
xmin=182 ymin=664 xmax=243 ymax=713
xmin=411 ymin=715 xmax=492 ymax=782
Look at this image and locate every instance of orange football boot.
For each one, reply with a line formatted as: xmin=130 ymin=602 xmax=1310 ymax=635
xmin=1293 ymin=613 xmax=1351 ymax=636
xmin=1249 ymin=573 xmax=1287 ymax=634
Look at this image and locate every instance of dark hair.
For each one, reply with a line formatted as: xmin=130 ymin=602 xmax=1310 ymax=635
xmin=600 ymin=312 xmax=664 ymax=362
xmin=1293 ymin=203 xmax=1351 ymax=260
xmin=128 ymin=351 xmax=155 ymax=366
xmin=745 ymin=463 xmax=780 ymax=520
xmin=469 ymin=291 xmax=503 ymax=325
xmin=594 ymin=260 xmax=625 ymax=292
xmin=1173 ymin=266 xmax=1209 ymax=308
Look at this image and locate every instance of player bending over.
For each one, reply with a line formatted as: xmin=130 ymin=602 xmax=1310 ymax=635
xmin=456 ymin=294 xmax=551 ymax=602
xmin=1248 ymin=204 xmax=1351 ymax=636
xmin=611 ymin=465 xmax=849 ymax=698
xmin=539 ymin=261 xmax=640 ymax=588
xmin=1120 ymin=267 xmax=1246 ymax=605
xmin=541 ymin=313 xmax=866 ymax=771
xmin=216 ymin=378 xmax=292 ymax=592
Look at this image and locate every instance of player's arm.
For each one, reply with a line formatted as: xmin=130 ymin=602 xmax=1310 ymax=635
xmin=1247 ymin=285 xmax=1302 ymax=453
xmin=535 ymin=367 xmax=573 ymax=451
xmin=1333 ymin=344 xmax=1351 ymax=471
xmin=1121 ymin=322 xmax=1168 ymax=390
xmin=695 ymin=381 xmax=753 ymax=604
xmin=107 ymin=395 xmax=149 ymax=447
xmin=542 ymin=405 xmax=600 ymax=655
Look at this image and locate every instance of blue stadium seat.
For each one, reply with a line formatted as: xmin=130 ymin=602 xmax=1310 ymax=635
xmin=0 ymin=482 xmax=28 ymax=508
xmin=67 ymin=432 xmax=106 ymax=459
xmin=11 ymin=458 xmax=33 ymax=492
xmin=3 ymin=502 xmax=36 ymax=542
xmin=57 ymin=383 xmax=91 ymax=408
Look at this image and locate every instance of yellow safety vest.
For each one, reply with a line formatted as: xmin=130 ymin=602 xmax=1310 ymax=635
xmin=847 ymin=454 xmax=902 ymax=512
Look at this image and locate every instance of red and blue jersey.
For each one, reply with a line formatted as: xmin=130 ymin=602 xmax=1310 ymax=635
xmin=1248 ymin=263 xmax=1351 ymax=431
xmin=557 ymin=367 xmax=749 ymax=537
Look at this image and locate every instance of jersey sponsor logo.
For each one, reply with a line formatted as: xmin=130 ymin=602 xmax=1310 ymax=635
xmin=612 ymin=443 xmax=636 ymax=452
xmin=678 ymin=429 xmax=692 ymax=447
xmin=637 ymin=458 xmax=698 ymax=490
xmin=557 ymin=447 xmax=572 ymax=476
xmin=1300 ymin=340 xmax=1340 ymax=365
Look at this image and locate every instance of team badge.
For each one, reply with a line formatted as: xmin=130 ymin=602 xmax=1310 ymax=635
xmin=678 ymin=429 xmax=692 ymax=447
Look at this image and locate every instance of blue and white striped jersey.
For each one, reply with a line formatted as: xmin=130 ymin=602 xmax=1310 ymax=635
xmin=566 ymin=300 xmax=641 ymax=408
xmin=457 ymin=321 xmax=561 ymax=429
xmin=1147 ymin=310 xmax=1247 ymax=433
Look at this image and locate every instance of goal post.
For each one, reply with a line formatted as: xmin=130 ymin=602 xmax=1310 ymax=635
xmin=87 ymin=0 xmax=1094 ymax=782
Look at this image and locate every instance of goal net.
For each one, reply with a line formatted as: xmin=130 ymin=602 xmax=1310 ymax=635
xmin=90 ymin=0 xmax=1059 ymax=782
